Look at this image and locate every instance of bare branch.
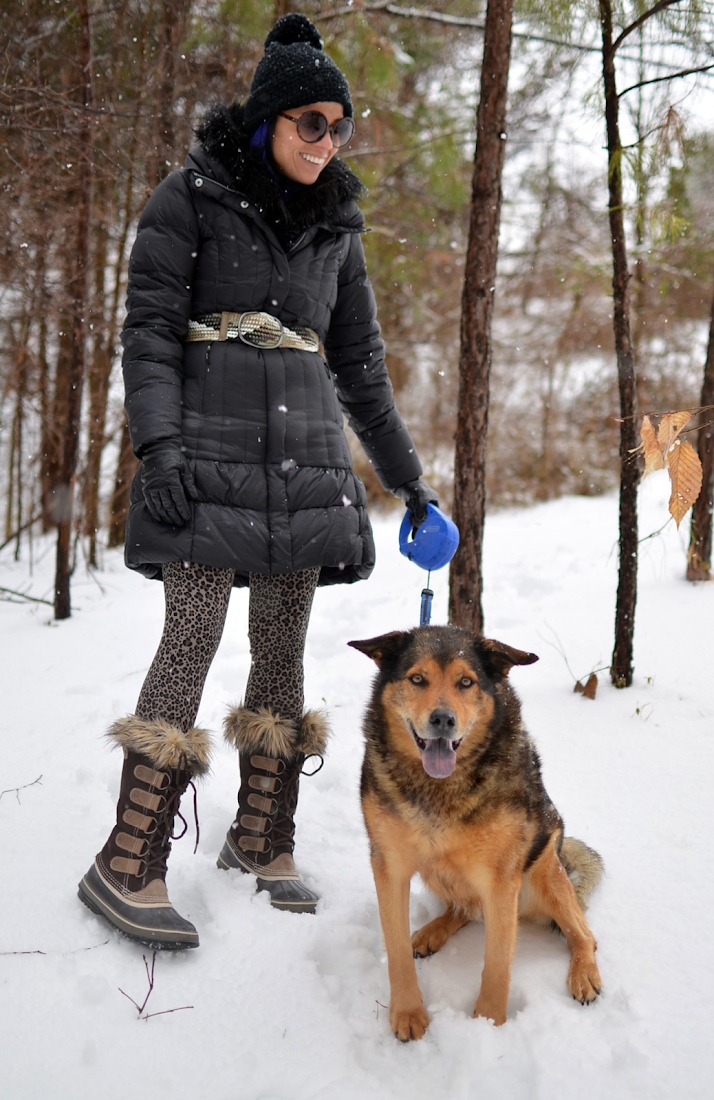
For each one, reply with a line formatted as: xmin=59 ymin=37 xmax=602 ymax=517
xmin=142 ymin=1005 xmax=194 ymax=1020
xmin=619 ymin=60 xmax=714 ymax=98
xmin=342 ymin=127 xmax=471 ymax=159
xmin=0 ymin=510 xmax=43 ymax=553
xmin=611 ymin=0 xmax=685 ymax=56
xmin=314 ymin=1 xmax=712 ymax=67
xmin=0 ymin=950 xmax=46 ymax=956
xmin=119 ymin=953 xmax=156 ymax=1016
xmin=0 ymin=775 xmax=43 ymax=804
xmin=0 ymin=586 xmax=53 ymax=607
xmin=118 ymin=952 xmax=194 ymax=1021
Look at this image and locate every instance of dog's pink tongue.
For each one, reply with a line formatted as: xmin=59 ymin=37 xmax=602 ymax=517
xmin=421 ymin=738 xmax=457 ymax=779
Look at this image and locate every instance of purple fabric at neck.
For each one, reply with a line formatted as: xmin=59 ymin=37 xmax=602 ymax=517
xmin=249 ymin=120 xmax=303 ymax=201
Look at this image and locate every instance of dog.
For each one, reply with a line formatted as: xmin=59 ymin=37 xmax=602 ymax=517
xmin=348 ymin=626 xmax=603 ymax=1041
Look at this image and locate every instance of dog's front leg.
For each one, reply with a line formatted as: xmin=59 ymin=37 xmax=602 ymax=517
xmin=371 ymin=850 xmax=429 ymax=1041
xmin=473 ymin=878 xmax=520 ymax=1026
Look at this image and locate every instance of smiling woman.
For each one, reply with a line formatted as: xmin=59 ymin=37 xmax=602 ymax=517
xmin=271 ymin=102 xmax=345 ymax=185
xmin=77 ymin=10 xmax=439 ymax=947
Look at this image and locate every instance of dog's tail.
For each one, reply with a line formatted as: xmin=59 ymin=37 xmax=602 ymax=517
xmin=560 ymin=837 xmax=604 ymax=911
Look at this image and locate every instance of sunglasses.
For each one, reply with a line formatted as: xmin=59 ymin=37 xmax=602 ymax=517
xmin=279 ymin=111 xmax=355 ymax=149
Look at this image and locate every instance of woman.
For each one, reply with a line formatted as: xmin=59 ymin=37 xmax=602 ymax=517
xmin=78 ymin=13 xmax=437 ymax=947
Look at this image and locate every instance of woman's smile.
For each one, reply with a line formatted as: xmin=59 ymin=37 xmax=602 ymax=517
xmin=271 ymin=101 xmax=343 ymax=184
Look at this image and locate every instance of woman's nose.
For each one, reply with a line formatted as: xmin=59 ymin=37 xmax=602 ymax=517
xmin=313 ymin=129 xmax=335 ymax=153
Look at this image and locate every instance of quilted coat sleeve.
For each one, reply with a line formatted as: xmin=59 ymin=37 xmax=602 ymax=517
xmin=120 ymin=171 xmax=200 ymax=456
xmin=324 ymin=231 xmax=423 ymax=491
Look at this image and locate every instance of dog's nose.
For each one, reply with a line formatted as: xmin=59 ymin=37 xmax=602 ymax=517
xmin=428 ymin=709 xmax=456 ymax=734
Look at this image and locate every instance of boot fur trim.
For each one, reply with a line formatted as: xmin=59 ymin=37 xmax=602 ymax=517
xmin=107 ymin=716 xmax=212 ymax=776
xmin=223 ymin=704 xmax=331 ymax=760
xmin=300 ymin=709 xmax=330 ymax=758
xmin=223 ymin=704 xmax=296 ymax=759
xmin=559 ymin=836 xmax=604 ymax=911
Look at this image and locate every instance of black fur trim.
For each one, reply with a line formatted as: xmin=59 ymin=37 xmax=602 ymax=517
xmin=194 ymin=102 xmax=365 ymax=248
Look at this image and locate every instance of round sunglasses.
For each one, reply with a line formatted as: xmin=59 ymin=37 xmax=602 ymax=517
xmin=279 ymin=111 xmax=355 ymax=149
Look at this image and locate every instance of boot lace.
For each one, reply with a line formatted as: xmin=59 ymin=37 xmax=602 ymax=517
xmin=142 ymin=772 xmax=200 ymax=877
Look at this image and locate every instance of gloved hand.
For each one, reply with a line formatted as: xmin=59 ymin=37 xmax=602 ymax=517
xmin=393 ymin=479 xmax=439 ymax=527
xmin=140 ymin=442 xmax=197 ymax=526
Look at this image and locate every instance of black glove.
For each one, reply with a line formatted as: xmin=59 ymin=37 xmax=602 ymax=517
xmin=140 ymin=442 xmax=197 ymax=527
xmin=393 ymin=479 xmax=439 ymax=527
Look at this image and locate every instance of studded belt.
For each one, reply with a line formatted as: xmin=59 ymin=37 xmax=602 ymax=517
xmin=185 ymin=311 xmax=320 ymax=352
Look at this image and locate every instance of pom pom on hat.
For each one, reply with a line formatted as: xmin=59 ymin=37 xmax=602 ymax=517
xmin=243 ymin=12 xmax=352 ymax=132
xmin=265 ymin=12 xmax=323 ymax=50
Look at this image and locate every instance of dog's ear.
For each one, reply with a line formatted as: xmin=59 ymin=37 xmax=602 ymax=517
xmin=348 ymin=632 xmax=409 ymax=668
xmin=477 ymin=637 xmax=539 ymax=678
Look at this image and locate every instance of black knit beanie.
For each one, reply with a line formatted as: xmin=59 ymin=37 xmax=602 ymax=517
xmin=243 ymin=12 xmax=353 ymax=132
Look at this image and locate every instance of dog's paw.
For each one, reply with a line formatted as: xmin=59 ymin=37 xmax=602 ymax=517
xmin=411 ymin=913 xmax=462 ymax=958
xmin=411 ymin=927 xmax=440 ymax=958
xmin=473 ymin=995 xmax=507 ymax=1026
xmin=391 ymin=1002 xmax=430 ymax=1042
xmin=567 ymin=958 xmax=602 ymax=1004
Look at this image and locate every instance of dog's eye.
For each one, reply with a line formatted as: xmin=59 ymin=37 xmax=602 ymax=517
xmin=459 ymin=677 xmax=474 ymax=688
xmin=409 ymin=674 xmax=425 ymax=685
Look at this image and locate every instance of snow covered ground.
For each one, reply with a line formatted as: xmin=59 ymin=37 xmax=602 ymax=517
xmin=2 ymin=478 xmax=714 ymax=1100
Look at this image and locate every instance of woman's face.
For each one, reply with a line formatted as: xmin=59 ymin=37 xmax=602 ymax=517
xmin=271 ymin=101 xmax=343 ymax=185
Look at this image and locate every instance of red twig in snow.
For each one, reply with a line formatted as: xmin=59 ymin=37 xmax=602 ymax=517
xmin=118 ymin=952 xmax=194 ymax=1021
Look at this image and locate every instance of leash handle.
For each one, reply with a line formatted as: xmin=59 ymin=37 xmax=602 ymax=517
xmin=420 ymin=575 xmax=433 ymax=627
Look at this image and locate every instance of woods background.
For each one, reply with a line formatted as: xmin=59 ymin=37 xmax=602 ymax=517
xmin=2 ymin=0 xmax=714 ymax=597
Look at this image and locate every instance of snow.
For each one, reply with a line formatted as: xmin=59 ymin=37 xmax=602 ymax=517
xmin=2 ymin=477 xmax=714 ymax=1099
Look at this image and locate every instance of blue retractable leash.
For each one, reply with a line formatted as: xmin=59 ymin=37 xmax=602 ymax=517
xmin=399 ymin=503 xmax=460 ymax=625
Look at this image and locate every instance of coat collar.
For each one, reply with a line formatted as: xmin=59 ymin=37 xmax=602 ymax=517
xmin=191 ymin=101 xmax=366 ymax=246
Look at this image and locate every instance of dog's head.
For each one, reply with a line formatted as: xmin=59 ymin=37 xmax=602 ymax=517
xmin=348 ymin=627 xmax=537 ymax=779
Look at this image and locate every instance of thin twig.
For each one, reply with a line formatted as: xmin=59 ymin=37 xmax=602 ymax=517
xmin=119 ymin=952 xmax=156 ymax=1016
xmin=0 ymin=586 xmax=53 ymax=607
xmin=537 ymin=627 xmax=604 ymax=688
xmin=0 ymin=510 xmax=43 ymax=553
xmin=639 ymin=518 xmax=673 ymax=543
xmin=0 ymin=774 xmax=42 ymax=804
xmin=0 ymin=949 xmax=46 ymax=956
xmin=142 ymin=1006 xmax=194 ymax=1021
xmin=619 ymin=60 xmax=714 ymax=98
xmin=0 ymin=940 xmax=108 ymax=956
xmin=118 ymin=952 xmax=194 ymax=1021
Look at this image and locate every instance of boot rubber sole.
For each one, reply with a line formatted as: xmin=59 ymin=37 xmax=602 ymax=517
xmin=217 ymin=840 xmax=318 ymax=914
xmin=78 ymin=864 xmax=199 ymax=950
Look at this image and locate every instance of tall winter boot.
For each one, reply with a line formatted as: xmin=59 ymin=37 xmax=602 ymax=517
xmin=78 ymin=716 xmax=212 ymax=949
xmin=217 ymin=705 xmax=329 ymax=913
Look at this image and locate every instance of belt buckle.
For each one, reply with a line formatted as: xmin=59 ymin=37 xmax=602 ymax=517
xmin=237 ymin=312 xmax=283 ymax=350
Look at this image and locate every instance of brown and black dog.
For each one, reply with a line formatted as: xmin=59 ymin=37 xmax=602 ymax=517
xmin=349 ymin=626 xmax=603 ymax=1041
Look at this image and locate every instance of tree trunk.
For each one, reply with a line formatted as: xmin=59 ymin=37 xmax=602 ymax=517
xmin=107 ymin=418 xmax=138 ymax=549
xmin=449 ymin=0 xmax=513 ymax=634
xmin=686 ymin=269 xmax=714 ymax=581
xmin=54 ymin=0 xmax=92 ymax=620
xmin=83 ymin=200 xmax=110 ymax=568
xmin=153 ymin=1 xmax=192 ymax=186
xmin=600 ymin=0 xmax=639 ymax=687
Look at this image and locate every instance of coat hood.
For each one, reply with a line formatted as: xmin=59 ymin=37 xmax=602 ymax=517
xmin=191 ymin=101 xmax=366 ymax=246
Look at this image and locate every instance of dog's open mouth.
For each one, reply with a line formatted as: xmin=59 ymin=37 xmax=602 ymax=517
xmin=410 ymin=724 xmax=463 ymax=779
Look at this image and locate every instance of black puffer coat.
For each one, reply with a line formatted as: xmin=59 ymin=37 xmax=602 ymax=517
xmin=122 ymin=104 xmax=422 ymax=587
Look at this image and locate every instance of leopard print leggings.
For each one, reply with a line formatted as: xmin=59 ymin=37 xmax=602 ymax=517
xmin=136 ymin=562 xmax=320 ymax=732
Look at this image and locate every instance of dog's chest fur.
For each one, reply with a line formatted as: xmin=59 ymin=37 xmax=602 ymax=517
xmin=361 ymin=676 xmax=562 ymax=888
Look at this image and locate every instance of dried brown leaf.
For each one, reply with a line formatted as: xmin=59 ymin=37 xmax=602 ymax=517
xmin=573 ymin=673 xmax=598 ymax=699
xmin=640 ymin=415 xmax=665 ymax=478
xmin=657 ymin=410 xmax=692 ymax=452
xmin=582 ymin=672 xmax=598 ymax=699
xmin=667 ymin=439 xmax=703 ymax=528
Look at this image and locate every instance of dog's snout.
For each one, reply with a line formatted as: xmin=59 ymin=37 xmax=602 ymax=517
xmin=428 ymin=709 xmax=456 ymax=734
